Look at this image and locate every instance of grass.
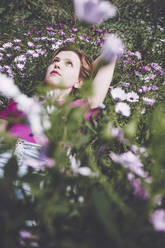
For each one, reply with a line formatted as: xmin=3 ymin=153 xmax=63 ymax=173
xmin=0 ymin=0 xmax=165 ymax=247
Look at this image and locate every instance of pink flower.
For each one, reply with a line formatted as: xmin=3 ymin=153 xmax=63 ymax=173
xmin=0 ymin=101 xmax=24 ymax=119
xmin=9 ymin=123 xmax=37 ymax=143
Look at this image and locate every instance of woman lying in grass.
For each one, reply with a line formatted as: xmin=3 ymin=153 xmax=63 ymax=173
xmin=0 ymin=44 xmax=119 ymax=166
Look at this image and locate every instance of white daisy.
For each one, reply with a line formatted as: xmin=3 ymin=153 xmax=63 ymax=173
xmin=127 ymin=91 xmax=139 ymax=102
xmin=115 ymin=102 xmax=131 ymax=117
xmin=110 ymin=87 xmax=127 ymax=101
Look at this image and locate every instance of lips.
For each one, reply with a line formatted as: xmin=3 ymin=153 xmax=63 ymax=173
xmin=50 ymin=70 xmax=61 ymax=76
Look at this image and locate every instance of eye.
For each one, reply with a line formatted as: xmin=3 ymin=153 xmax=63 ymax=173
xmin=52 ymin=58 xmax=59 ymax=63
xmin=53 ymin=58 xmax=58 ymax=62
xmin=66 ymin=61 xmax=73 ymax=67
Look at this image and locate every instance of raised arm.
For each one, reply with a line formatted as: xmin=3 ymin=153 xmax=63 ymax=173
xmin=88 ymin=56 xmax=117 ymax=108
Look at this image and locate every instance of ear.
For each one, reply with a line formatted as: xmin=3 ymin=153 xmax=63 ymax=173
xmin=74 ymin=79 xmax=83 ymax=89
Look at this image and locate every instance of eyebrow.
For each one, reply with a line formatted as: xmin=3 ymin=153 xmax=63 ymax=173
xmin=52 ymin=56 xmax=74 ymax=65
xmin=52 ymin=56 xmax=60 ymax=62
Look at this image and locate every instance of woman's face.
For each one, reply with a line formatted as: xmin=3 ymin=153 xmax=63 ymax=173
xmin=45 ymin=50 xmax=82 ymax=89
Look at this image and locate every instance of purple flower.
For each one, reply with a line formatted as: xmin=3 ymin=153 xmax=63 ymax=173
xmin=16 ymin=63 xmax=25 ymax=71
xmin=127 ymin=51 xmax=135 ymax=56
xmin=101 ymin=34 xmax=125 ymax=62
xmin=58 ymin=29 xmax=65 ymax=36
xmin=58 ymin=23 xmax=63 ymax=28
xmin=2 ymin=42 xmax=13 ymax=49
xmin=0 ymin=53 xmax=3 ymax=60
xmin=64 ymin=38 xmax=75 ymax=44
xmin=124 ymin=59 xmax=136 ymax=64
xmin=32 ymin=53 xmax=39 ymax=58
xmin=46 ymin=26 xmax=54 ymax=31
xmin=68 ymin=17 xmax=73 ymax=22
xmin=128 ymin=173 xmax=149 ymax=199
xmin=134 ymin=51 xmax=142 ymax=60
xmin=14 ymin=46 xmax=21 ymax=51
xmin=41 ymin=36 xmax=48 ymax=41
xmin=26 ymin=49 xmax=36 ymax=56
xmin=0 ymin=47 xmax=5 ymax=52
xmin=27 ymin=41 xmax=35 ymax=48
xmin=35 ymin=45 xmax=42 ymax=49
xmin=23 ymin=32 xmax=31 ymax=36
xmin=47 ymin=31 xmax=56 ymax=37
xmin=134 ymin=70 xmax=143 ymax=78
xmin=143 ymin=97 xmax=155 ymax=106
xmin=70 ymin=33 xmax=75 ymax=38
xmin=150 ymin=209 xmax=165 ymax=232
xmin=13 ymin=39 xmax=22 ymax=44
xmin=121 ymin=82 xmax=130 ymax=87
xmin=144 ymin=73 xmax=156 ymax=81
xmin=84 ymin=35 xmax=90 ymax=41
xmin=20 ymin=230 xmax=32 ymax=239
xmin=32 ymin=37 xmax=41 ymax=42
xmin=6 ymin=53 xmax=13 ymax=58
xmin=141 ymin=66 xmax=151 ymax=72
xmin=141 ymin=86 xmax=149 ymax=93
xmin=14 ymin=54 xmax=27 ymax=63
xmin=74 ymin=0 xmax=117 ymax=25
xmin=72 ymin=27 xmax=78 ymax=32
xmin=148 ymin=84 xmax=159 ymax=91
xmin=110 ymin=126 xmax=125 ymax=143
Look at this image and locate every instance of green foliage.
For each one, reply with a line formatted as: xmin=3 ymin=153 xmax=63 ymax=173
xmin=0 ymin=0 xmax=165 ymax=247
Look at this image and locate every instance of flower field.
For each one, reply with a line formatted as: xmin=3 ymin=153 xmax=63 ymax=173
xmin=0 ymin=0 xmax=165 ymax=247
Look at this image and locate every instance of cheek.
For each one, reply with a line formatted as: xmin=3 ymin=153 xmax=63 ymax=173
xmin=46 ymin=65 xmax=52 ymax=74
xmin=69 ymin=68 xmax=79 ymax=81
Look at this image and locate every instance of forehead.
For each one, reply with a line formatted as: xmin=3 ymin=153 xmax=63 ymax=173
xmin=55 ymin=51 xmax=81 ymax=65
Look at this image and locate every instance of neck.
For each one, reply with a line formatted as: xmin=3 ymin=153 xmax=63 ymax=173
xmin=47 ymin=88 xmax=72 ymax=101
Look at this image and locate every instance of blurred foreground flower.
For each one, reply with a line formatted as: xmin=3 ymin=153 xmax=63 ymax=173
xmin=128 ymin=173 xmax=149 ymax=200
xmin=0 ymin=73 xmax=47 ymax=145
xmin=115 ymin=102 xmax=130 ymax=117
xmin=69 ymin=154 xmax=97 ymax=177
xmin=110 ymin=151 xmax=148 ymax=178
xmin=73 ymin=0 xmax=117 ymax=25
xmin=150 ymin=209 xmax=165 ymax=232
xmin=101 ymin=34 xmax=125 ymax=62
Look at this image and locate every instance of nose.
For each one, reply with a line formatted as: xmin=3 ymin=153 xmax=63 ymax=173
xmin=54 ymin=63 xmax=60 ymax=69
